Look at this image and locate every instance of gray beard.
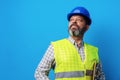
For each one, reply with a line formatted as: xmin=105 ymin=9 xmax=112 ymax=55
xmin=69 ymin=29 xmax=82 ymax=37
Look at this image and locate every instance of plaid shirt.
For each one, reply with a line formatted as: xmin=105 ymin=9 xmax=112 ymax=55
xmin=34 ymin=37 xmax=105 ymax=80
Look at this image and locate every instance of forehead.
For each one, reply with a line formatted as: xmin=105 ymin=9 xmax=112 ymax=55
xmin=70 ymin=15 xmax=84 ymax=19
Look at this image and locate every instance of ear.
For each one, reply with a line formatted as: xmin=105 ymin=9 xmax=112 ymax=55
xmin=86 ymin=25 xmax=89 ymax=30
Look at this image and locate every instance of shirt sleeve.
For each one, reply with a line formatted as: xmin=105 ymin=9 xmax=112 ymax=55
xmin=94 ymin=61 xmax=105 ymax=80
xmin=34 ymin=44 xmax=55 ymax=80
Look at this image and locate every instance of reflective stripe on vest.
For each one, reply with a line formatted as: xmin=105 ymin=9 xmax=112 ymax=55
xmin=55 ymin=71 xmax=84 ymax=78
xmin=55 ymin=70 xmax=93 ymax=78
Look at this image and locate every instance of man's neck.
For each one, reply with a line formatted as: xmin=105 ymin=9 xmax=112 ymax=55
xmin=71 ymin=36 xmax=83 ymax=44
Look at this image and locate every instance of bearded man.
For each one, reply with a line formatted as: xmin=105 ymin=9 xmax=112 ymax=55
xmin=34 ymin=6 xmax=105 ymax=80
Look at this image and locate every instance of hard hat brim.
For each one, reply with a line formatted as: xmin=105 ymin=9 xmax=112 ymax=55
xmin=67 ymin=13 xmax=91 ymax=25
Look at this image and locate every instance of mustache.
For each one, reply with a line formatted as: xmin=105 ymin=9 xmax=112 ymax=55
xmin=69 ymin=23 xmax=80 ymax=29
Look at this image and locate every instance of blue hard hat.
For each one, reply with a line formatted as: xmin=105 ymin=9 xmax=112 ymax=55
xmin=67 ymin=7 xmax=91 ymax=25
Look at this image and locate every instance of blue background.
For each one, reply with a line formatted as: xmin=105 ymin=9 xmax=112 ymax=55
xmin=0 ymin=0 xmax=120 ymax=80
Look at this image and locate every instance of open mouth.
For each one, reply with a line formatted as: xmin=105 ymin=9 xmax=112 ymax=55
xmin=71 ymin=25 xmax=79 ymax=31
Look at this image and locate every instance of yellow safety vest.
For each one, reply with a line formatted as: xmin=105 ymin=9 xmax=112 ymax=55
xmin=51 ymin=39 xmax=99 ymax=80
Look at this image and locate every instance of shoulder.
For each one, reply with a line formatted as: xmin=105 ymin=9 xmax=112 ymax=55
xmin=51 ymin=38 xmax=67 ymax=44
xmin=84 ymin=42 xmax=98 ymax=50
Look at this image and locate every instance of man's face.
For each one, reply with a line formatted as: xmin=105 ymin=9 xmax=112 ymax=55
xmin=68 ymin=15 xmax=89 ymax=37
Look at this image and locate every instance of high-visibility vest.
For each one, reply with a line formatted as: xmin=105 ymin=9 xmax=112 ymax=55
xmin=51 ymin=39 xmax=99 ymax=80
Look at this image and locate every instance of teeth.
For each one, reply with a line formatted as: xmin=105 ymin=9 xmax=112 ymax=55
xmin=72 ymin=28 xmax=77 ymax=31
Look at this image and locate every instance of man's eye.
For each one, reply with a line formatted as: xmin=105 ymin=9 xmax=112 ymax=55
xmin=77 ymin=19 xmax=83 ymax=22
xmin=70 ymin=19 xmax=74 ymax=21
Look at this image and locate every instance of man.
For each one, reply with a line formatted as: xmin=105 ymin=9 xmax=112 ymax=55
xmin=34 ymin=6 xmax=105 ymax=80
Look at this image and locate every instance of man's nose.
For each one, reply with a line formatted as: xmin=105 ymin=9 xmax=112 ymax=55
xmin=72 ymin=20 xmax=77 ymax=24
